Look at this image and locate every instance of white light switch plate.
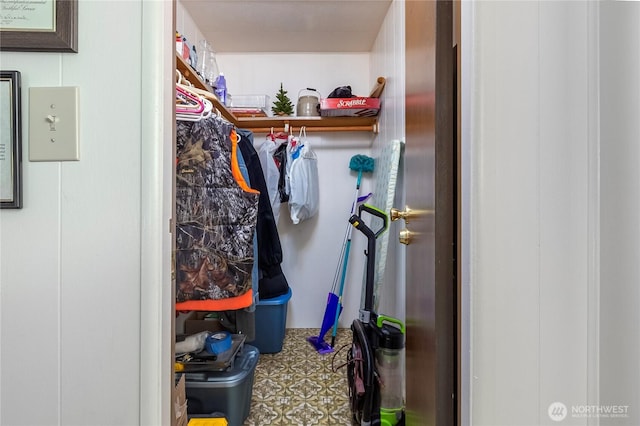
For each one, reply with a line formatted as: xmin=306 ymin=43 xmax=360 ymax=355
xmin=29 ymin=87 xmax=80 ymax=161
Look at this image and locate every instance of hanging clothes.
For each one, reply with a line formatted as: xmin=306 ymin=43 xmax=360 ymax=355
xmin=287 ymin=127 xmax=319 ymax=224
xmin=237 ymin=129 xmax=291 ymax=300
xmin=235 ymin=136 xmax=259 ymax=308
xmin=273 ymin=143 xmax=290 ymax=203
xmin=257 ymin=132 xmax=285 ymax=223
xmin=175 ymin=115 xmax=259 ymax=311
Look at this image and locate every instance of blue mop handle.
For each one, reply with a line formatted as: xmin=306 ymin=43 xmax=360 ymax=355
xmin=332 ymin=240 xmax=352 ymax=326
xmin=344 ymin=172 xmax=363 ymax=239
xmin=330 ymin=170 xmax=363 ymax=345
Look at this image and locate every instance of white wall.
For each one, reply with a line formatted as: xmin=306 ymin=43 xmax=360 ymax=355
xmin=468 ymin=2 xmax=598 ymax=425
xmin=176 ymin=0 xmax=406 ymax=329
xmin=369 ymin=0 xmax=406 ymax=323
xmin=218 ymin=52 xmax=375 ymax=329
xmin=0 ymin=1 xmax=173 ymax=425
xmin=599 ymin=3 xmax=640 ymax=425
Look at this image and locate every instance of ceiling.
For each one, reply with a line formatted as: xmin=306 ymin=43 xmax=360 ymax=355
xmin=181 ymin=0 xmax=393 ymax=53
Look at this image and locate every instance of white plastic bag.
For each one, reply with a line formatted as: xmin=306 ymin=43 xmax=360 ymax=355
xmin=258 ymin=132 xmax=283 ymax=223
xmin=288 ymin=128 xmax=319 ymax=224
xmin=175 ymin=331 xmax=209 ymax=354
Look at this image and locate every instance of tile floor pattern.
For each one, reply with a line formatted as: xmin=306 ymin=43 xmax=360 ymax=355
xmin=243 ymin=328 xmax=354 ymax=426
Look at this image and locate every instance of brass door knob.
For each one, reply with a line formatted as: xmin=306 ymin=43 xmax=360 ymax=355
xmin=390 ymin=206 xmax=413 ymax=222
xmin=399 ymin=228 xmax=414 ymax=245
xmin=390 ymin=206 xmax=433 ymax=224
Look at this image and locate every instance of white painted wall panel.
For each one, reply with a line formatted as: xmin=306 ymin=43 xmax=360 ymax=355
xmin=0 ymin=52 xmax=62 ymax=423
xmin=176 ymin=2 xmax=203 ymax=59
xmin=370 ymin=0 xmax=405 ymax=322
xmin=0 ymin=164 xmax=61 ymax=425
xmin=472 ymin=3 xmax=541 ymax=423
xmin=59 ymin=3 xmax=143 ymax=423
xmin=471 ymin=2 xmax=594 ymax=425
xmin=216 ymin=52 xmax=371 ymax=103
xmin=0 ymin=1 xmax=146 ymax=425
xmin=538 ymin=3 xmax=590 ymax=422
xmin=599 ymin=3 xmax=640 ymax=425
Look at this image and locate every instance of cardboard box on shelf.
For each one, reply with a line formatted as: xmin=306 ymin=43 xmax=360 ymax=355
xmin=175 ymin=374 xmax=188 ymax=426
xmin=320 ymin=97 xmax=381 ymax=117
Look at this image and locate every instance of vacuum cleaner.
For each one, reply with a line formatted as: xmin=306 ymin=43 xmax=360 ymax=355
xmin=347 ymin=204 xmax=405 ymax=426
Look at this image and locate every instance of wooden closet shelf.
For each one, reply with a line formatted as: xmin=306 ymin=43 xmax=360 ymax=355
xmin=176 ymin=54 xmax=379 ymax=134
xmin=176 ymin=54 xmax=212 ymax=92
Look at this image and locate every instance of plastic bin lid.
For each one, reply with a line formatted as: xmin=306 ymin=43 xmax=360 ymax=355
xmin=181 ymin=345 xmax=259 ymax=385
xmin=257 ymin=287 xmax=292 ymax=305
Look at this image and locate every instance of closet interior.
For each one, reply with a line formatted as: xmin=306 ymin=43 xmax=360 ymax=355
xmin=173 ymin=1 xmax=403 ymax=424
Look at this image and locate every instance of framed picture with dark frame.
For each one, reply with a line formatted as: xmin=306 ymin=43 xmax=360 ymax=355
xmin=0 ymin=0 xmax=78 ymax=53
xmin=0 ymin=71 xmax=22 ymax=209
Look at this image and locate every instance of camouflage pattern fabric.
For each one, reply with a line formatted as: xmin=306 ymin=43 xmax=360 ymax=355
xmin=176 ymin=116 xmax=258 ymax=303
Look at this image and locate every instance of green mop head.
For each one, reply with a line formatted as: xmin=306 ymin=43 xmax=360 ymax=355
xmin=349 ymin=154 xmax=375 ymax=173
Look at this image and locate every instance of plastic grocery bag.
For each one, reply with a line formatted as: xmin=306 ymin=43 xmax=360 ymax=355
xmin=258 ymin=132 xmax=285 ymax=223
xmin=288 ymin=127 xmax=319 ymax=224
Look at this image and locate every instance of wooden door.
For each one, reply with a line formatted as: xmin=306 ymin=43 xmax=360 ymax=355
xmin=404 ymin=1 xmax=456 ymax=424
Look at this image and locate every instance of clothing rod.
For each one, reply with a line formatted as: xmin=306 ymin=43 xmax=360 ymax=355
xmin=246 ymin=125 xmax=378 ymax=134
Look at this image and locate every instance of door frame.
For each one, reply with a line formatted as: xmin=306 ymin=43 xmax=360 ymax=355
xmin=139 ymin=1 xmax=175 ymax=425
xmin=141 ymin=0 xmax=460 ymax=423
xmin=435 ymin=1 xmax=457 ymax=424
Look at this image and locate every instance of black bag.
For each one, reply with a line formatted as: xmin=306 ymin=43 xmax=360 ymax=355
xmin=327 ymin=85 xmax=356 ymax=98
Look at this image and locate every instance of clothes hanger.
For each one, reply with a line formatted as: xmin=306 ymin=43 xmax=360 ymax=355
xmin=175 ymin=70 xmax=225 ymax=122
xmin=176 ymin=85 xmax=205 ymax=114
xmin=177 ymin=98 xmax=214 ymax=121
xmin=176 ymin=70 xmax=216 ymax=121
xmin=188 ymin=86 xmax=224 ymax=106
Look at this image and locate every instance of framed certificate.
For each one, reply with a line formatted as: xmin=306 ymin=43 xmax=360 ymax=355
xmin=0 ymin=71 xmax=22 ymax=209
xmin=0 ymin=0 xmax=77 ymax=52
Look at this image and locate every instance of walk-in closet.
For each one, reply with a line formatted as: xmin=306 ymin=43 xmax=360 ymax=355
xmin=173 ymin=1 xmax=409 ymax=424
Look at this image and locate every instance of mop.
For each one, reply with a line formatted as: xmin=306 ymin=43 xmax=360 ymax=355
xmin=307 ymin=154 xmax=374 ymax=354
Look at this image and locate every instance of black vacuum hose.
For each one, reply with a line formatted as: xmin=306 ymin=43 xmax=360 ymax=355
xmin=352 ymin=319 xmax=376 ymax=424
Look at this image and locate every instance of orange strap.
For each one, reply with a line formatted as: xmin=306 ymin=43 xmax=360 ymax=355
xmin=175 ymin=290 xmax=253 ymax=311
xmin=230 ymin=130 xmax=259 ymax=194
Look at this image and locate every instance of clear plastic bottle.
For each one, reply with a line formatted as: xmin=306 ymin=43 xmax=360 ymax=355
xmin=214 ymin=72 xmax=227 ymax=106
xmin=376 ymin=346 xmax=404 ymax=410
xmin=196 ymin=40 xmax=219 ymax=87
xmin=374 ymin=317 xmax=405 ymax=426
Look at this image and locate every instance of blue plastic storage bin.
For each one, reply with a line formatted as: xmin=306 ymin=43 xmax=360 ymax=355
xmin=182 ymin=344 xmax=259 ymax=426
xmin=250 ymin=287 xmax=292 ymax=353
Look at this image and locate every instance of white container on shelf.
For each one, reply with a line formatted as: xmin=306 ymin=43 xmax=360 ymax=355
xmin=229 ymin=95 xmax=270 ymax=110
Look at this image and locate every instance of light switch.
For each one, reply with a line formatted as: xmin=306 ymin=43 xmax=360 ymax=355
xmin=29 ymin=87 xmax=79 ymax=161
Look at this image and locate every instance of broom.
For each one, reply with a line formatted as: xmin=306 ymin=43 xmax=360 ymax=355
xmin=307 ymin=154 xmax=375 ymax=353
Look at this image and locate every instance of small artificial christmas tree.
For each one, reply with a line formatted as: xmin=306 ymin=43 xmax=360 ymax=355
xmin=272 ymin=83 xmax=294 ymax=116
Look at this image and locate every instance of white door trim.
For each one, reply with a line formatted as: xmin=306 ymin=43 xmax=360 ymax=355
xmin=460 ymin=1 xmax=475 ymax=423
xmin=586 ymin=2 xmax=601 ymax=423
xmin=139 ymin=1 xmax=175 ymax=424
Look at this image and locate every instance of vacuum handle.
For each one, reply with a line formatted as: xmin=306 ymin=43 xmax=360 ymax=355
xmin=349 ymin=214 xmax=375 ymax=240
xmin=349 ymin=203 xmax=388 ymax=314
xmin=377 ymin=314 xmax=406 ymax=335
xmin=357 ymin=203 xmax=388 ymax=238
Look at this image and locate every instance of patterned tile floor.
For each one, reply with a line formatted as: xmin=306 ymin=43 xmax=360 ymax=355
xmin=243 ymin=328 xmax=354 ymax=426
